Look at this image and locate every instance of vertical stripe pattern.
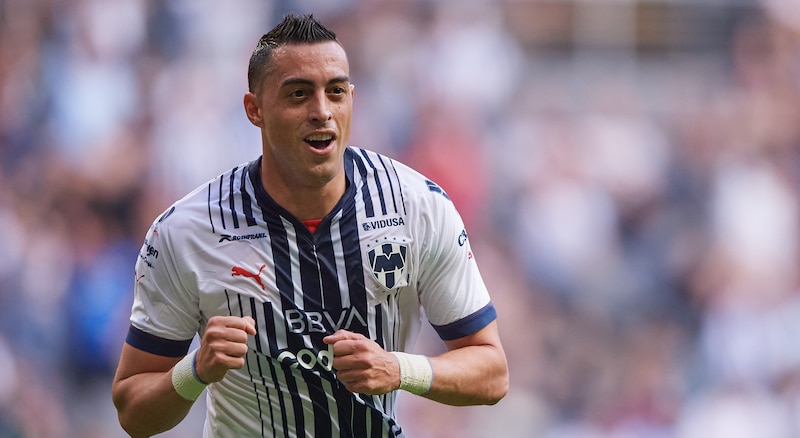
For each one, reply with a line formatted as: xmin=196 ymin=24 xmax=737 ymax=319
xmin=199 ymin=151 xmax=407 ymax=437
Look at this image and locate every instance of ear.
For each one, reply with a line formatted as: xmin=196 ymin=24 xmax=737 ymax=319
xmin=243 ymin=92 xmax=263 ymax=127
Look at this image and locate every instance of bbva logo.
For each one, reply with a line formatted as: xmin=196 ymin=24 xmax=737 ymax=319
xmin=368 ymin=243 xmax=407 ymax=290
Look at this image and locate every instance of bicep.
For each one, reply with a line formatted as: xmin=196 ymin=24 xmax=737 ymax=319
xmin=428 ymin=321 xmax=509 ymax=405
xmin=113 ymin=343 xmax=182 ymax=386
xmin=442 ymin=320 xmax=503 ymax=352
xmin=112 ymin=344 xmax=197 ymax=435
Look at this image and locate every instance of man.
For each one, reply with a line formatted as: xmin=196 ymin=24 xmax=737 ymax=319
xmin=112 ymin=13 xmax=508 ymax=438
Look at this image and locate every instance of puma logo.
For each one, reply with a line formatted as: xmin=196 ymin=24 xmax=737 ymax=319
xmin=231 ymin=264 xmax=266 ymax=290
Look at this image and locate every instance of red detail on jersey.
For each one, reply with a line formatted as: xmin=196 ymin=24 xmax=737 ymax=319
xmin=135 ymin=272 xmax=145 ymax=283
xmin=302 ymin=219 xmax=323 ymax=233
xmin=468 ymin=251 xmax=473 ymax=260
xmin=152 ymin=228 xmax=159 ymax=237
xmin=232 ymin=264 xmax=266 ymax=290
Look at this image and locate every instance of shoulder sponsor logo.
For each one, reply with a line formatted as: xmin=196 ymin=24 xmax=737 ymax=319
xmin=139 ymin=208 xmax=172 ymax=268
xmin=138 ymin=238 xmax=159 ymax=269
xmin=362 ymin=216 xmax=405 ymax=231
xmin=368 ymin=243 xmax=407 ymax=290
xmin=219 ymin=232 xmax=268 ymax=243
xmin=458 ymin=229 xmax=468 ymax=246
xmin=457 ymin=229 xmax=474 ymax=259
xmin=146 ymin=243 xmax=159 ymax=258
xmin=231 ymin=264 xmax=266 ymax=290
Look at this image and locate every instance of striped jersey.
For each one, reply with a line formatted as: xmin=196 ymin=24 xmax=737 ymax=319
xmin=127 ymin=147 xmax=497 ymax=437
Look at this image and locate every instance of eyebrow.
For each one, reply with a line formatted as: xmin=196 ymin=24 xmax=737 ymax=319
xmin=280 ymin=76 xmax=350 ymax=88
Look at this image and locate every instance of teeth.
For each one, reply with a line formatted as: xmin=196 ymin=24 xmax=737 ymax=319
xmin=306 ymin=134 xmax=333 ymax=142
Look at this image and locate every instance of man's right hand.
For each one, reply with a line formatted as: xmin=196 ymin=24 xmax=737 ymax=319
xmin=195 ymin=316 xmax=257 ymax=383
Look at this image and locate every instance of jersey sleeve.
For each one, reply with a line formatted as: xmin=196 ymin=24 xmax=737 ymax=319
xmin=127 ymin=208 xmax=201 ymax=356
xmin=416 ymin=182 xmax=496 ymax=341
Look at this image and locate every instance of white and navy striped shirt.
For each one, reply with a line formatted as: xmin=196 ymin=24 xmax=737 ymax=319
xmin=127 ymin=147 xmax=497 ymax=437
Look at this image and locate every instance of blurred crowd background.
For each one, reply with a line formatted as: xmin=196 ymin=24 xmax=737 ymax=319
xmin=1 ymin=0 xmax=800 ymax=437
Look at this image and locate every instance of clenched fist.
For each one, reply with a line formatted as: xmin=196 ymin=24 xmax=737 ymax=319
xmin=323 ymin=330 xmax=401 ymax=395
xmin=195 ymin=316 xmax=257 ymax=383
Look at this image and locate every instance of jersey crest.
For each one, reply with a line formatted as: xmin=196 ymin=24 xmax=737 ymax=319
xmin=368 ymin=242 xmax=408 ymax=290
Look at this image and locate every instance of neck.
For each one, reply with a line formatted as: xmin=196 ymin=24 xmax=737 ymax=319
xmin=260 ymin=164 xmax=346 ymax=222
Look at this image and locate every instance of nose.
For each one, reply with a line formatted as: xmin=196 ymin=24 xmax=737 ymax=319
xmin=308 ymin=91 xmax=332 ymax=123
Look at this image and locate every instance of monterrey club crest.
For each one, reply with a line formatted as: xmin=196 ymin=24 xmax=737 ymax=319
xmin=368 ymin=243 xmax=407 ymax=290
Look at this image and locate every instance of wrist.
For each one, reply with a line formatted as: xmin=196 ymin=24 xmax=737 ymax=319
xmin=172 ymin=349 xmax=208 ymax=401
xmin=391 ymin=352 xmax=433 ymax=395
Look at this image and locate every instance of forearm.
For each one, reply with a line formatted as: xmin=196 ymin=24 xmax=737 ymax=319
xmin=113 ymin=370 xmax=195 ymax=438
xmin=423 ymin=343 xmax=508 ymax=406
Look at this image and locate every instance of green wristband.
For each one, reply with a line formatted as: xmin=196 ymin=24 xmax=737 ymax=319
xmin=171 ymin=349 xmax=207 ymax=401
xmin=391 ymin=352 xmax=433 ymax=395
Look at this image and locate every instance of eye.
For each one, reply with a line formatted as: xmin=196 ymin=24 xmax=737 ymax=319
xmin=329 ymin=86 xmax=346 ymax=95
xmin=290 ymin=89 xmax=306 ymax=98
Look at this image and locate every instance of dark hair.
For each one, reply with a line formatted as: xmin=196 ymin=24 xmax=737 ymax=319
xmin=247 ymin=13 xmax=340 ymax=93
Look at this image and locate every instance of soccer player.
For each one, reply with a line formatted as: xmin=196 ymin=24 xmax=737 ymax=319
xmin=112 ymin=13 xmax=508 ymax=438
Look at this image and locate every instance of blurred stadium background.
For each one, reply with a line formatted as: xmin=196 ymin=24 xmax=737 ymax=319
xmin=1 ymin=0 xmax=799 ymax=437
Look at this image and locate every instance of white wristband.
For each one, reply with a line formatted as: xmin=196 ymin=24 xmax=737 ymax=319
xmin=171 ymin=349 xmax=207 ymax=401
xmin=391 ymin=352 xmax=433 ymax=395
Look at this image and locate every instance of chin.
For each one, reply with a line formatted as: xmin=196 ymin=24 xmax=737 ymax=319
xmin=304 ymin=165 xmax=339 ymax=186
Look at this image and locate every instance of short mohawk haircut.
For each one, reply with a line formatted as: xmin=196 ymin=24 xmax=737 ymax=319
xmin=247 ymin=13 xmax=339 ymax=93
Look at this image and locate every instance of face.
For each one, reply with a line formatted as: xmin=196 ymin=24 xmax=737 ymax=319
xmin=244 ymin=41 xmax=354 ymax=191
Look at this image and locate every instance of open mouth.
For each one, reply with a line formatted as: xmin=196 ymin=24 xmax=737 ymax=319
xmin=305 ymin=133 xmax=334 ymax=150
